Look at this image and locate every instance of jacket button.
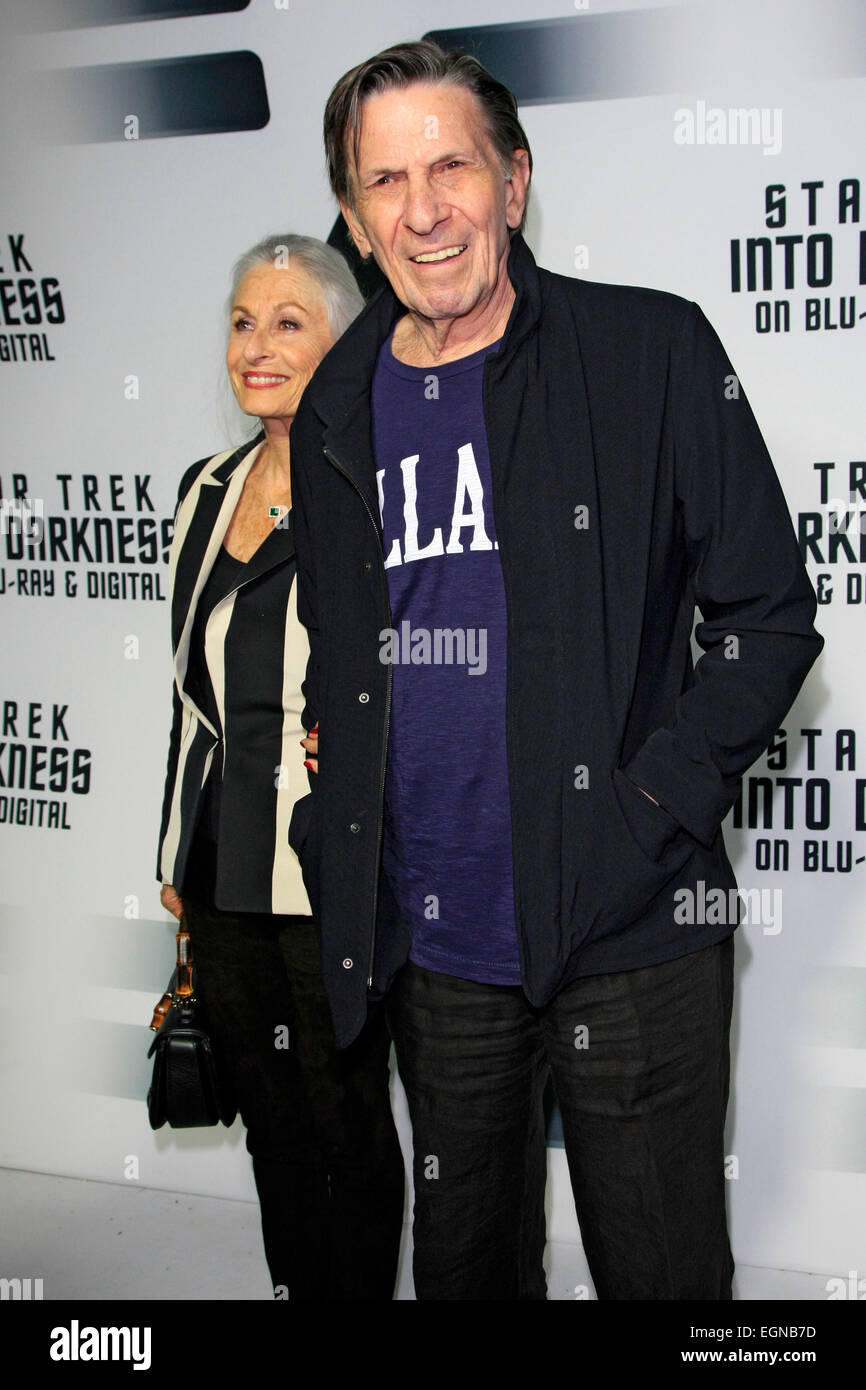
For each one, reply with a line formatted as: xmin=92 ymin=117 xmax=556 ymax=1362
xmin=358 ymin=692 xmax=369 ymax=703
xmin=363 ymin=560 xmax=372 ymax=572
xmin=349 ymin=822 xmax=360 ymax=833
xmin=342 ymin=957 xmax=353 ymax=969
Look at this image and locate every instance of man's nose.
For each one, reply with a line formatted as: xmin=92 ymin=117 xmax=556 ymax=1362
xmin=403 ymin=175 xmax=447 ymax=237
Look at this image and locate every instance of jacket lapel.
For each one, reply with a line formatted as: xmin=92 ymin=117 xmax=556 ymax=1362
xmin=171 ymin=459 xmax=232 ymax=650
xmin=172 ymin=436 xmax=265 ymax=711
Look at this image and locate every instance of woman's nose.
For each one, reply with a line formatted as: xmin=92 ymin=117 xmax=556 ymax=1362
xmin=243 ymin=326 xmax=272 ymax=361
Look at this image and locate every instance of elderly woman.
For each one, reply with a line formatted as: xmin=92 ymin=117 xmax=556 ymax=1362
xmin=157 ymin=234 xmax=404 ymax=1300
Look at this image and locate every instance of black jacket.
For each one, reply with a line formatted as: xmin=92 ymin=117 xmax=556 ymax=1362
xmin=289 ymin=232 xmax=822 ymax=1048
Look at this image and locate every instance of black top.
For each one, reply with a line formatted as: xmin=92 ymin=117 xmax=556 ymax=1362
xmin=185 ymin=544 xmax=247 ymax=735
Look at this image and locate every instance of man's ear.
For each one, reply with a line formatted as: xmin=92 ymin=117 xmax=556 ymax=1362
xmin=504 ymin=149 xmax=531 ymax=231
xmin=338 ymin=196 xmax=372 ymax=261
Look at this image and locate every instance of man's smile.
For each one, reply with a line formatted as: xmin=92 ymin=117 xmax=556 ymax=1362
xmin=409 ymin=245 xmax=468 ymax=263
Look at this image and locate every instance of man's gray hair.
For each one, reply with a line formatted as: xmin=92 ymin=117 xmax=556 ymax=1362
xmin=323 ymin=40 xmax=533 ymax=235
xmin=228 ymin=234 xmax=364 ymax=339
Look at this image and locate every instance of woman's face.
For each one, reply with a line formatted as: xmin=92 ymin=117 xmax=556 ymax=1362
xmin=226 ymin=262 xmax=334 ymax=424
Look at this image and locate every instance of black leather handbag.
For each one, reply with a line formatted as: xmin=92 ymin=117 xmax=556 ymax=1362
xmin=146 ymin=923 xmax=237 ymax=1129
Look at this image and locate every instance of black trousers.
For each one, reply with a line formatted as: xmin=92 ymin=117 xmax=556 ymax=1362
xmin=183 ymin=898 xmax=405 ymax=1300
xmin=386 ymin=937 xmax=735 ymax=1301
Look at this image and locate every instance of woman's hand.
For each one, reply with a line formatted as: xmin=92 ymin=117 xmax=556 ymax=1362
xmin=300 ymin=723 xmax=318 ymax=774
xmin=160 ymin=883 xmax=184 ymax=920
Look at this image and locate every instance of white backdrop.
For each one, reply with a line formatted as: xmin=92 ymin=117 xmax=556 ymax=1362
xmin=1 ymin=0 xmax=864 ymax=1296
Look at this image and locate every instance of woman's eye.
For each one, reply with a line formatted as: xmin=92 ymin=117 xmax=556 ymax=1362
xmin=279 ymin=319 xmax=299 ymax=331
xmin=232 ymin=317 xmax=252 ymax=331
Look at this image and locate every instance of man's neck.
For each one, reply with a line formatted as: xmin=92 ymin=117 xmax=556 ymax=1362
xmin=390 ymin=281 xmax=514 ymax=367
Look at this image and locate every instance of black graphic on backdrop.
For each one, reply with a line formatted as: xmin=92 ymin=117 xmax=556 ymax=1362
xmin=799 ymin=457 xmax=866 ymax=608
xmin=0 ymin=699 xmax=91 ymax=831
xmin=0 ymin=472 xmax=173 ymax=602
xmin=44 ymin=0 xmax=249 ymax=28
xmin=732 ymin=726 xmax=866 ymax=876
xmin=730 ymin=179 xmax=865 ymax=332
xmin=33 ymin=51 xmax=269 ymax=143
xmin=427 ymin=7 xmax=866 ymax=107
xmin=0 ymin=234 xmax=64 ymax=364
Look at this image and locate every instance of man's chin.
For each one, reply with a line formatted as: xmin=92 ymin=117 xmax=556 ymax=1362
xmin=403 ymin=285 xmax=477 ymax=323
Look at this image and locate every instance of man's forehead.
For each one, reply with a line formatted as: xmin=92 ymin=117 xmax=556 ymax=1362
xmin=354 ymin=82 xmax=488 ymax=160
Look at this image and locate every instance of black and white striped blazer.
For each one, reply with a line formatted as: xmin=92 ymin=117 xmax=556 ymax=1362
xmin=157 ymin=435 xmax=312 ymax=915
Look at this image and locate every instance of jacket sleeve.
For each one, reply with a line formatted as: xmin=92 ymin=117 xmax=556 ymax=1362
xmin=623 ymin=302 xmax=824 ymax=847
xmin=154 ymin=458 xmax=210 ymax=883
xmin=156 ymin=682 xmax=184 ymax=882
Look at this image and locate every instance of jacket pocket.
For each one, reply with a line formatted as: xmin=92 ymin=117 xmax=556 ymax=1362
xmin=612 ymin=766 xmax=683 ymax=862
xmin=578 ymin=770 xmax=698 ymax=939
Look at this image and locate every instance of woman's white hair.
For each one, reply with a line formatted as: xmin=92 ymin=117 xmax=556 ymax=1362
xmin=227 ymin=233 xmax=364 ymax=339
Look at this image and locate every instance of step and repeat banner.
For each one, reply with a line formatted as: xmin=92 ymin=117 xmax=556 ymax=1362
xmin=0 ymin=0 xmax=864 ymax=1296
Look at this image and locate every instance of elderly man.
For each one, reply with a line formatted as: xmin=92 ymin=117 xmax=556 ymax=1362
xmin=288 ymin=40 xmax=822 ymax=1300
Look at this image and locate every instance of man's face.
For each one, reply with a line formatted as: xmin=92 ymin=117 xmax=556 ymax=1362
xmin=340 ymin=82 xmax=529 ymax=327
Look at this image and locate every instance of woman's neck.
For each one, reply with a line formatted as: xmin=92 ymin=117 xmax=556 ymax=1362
xmin=256 ymin=418 xmax=292 ymax=489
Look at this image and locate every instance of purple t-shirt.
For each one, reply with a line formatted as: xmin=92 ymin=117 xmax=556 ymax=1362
xmin=371 ymin=327 xmax=521 ymax=984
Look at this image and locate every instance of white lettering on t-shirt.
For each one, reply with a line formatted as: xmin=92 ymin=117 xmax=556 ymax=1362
xmin=379 ymin=442 xmax=494 ymax=569
xmin=376 ymin=467 xmax=402 ymax=569
xmin=401 ymin=455 xmax=445 ymax=563
xmin=446 ymin=443 xmax=493 ymax=555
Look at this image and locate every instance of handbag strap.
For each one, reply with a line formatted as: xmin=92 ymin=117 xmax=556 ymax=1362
xmin=174 ymin=920 xmax=195 ymax=1001
xmin=148 ymin=918 xmax=195 ymax=1030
